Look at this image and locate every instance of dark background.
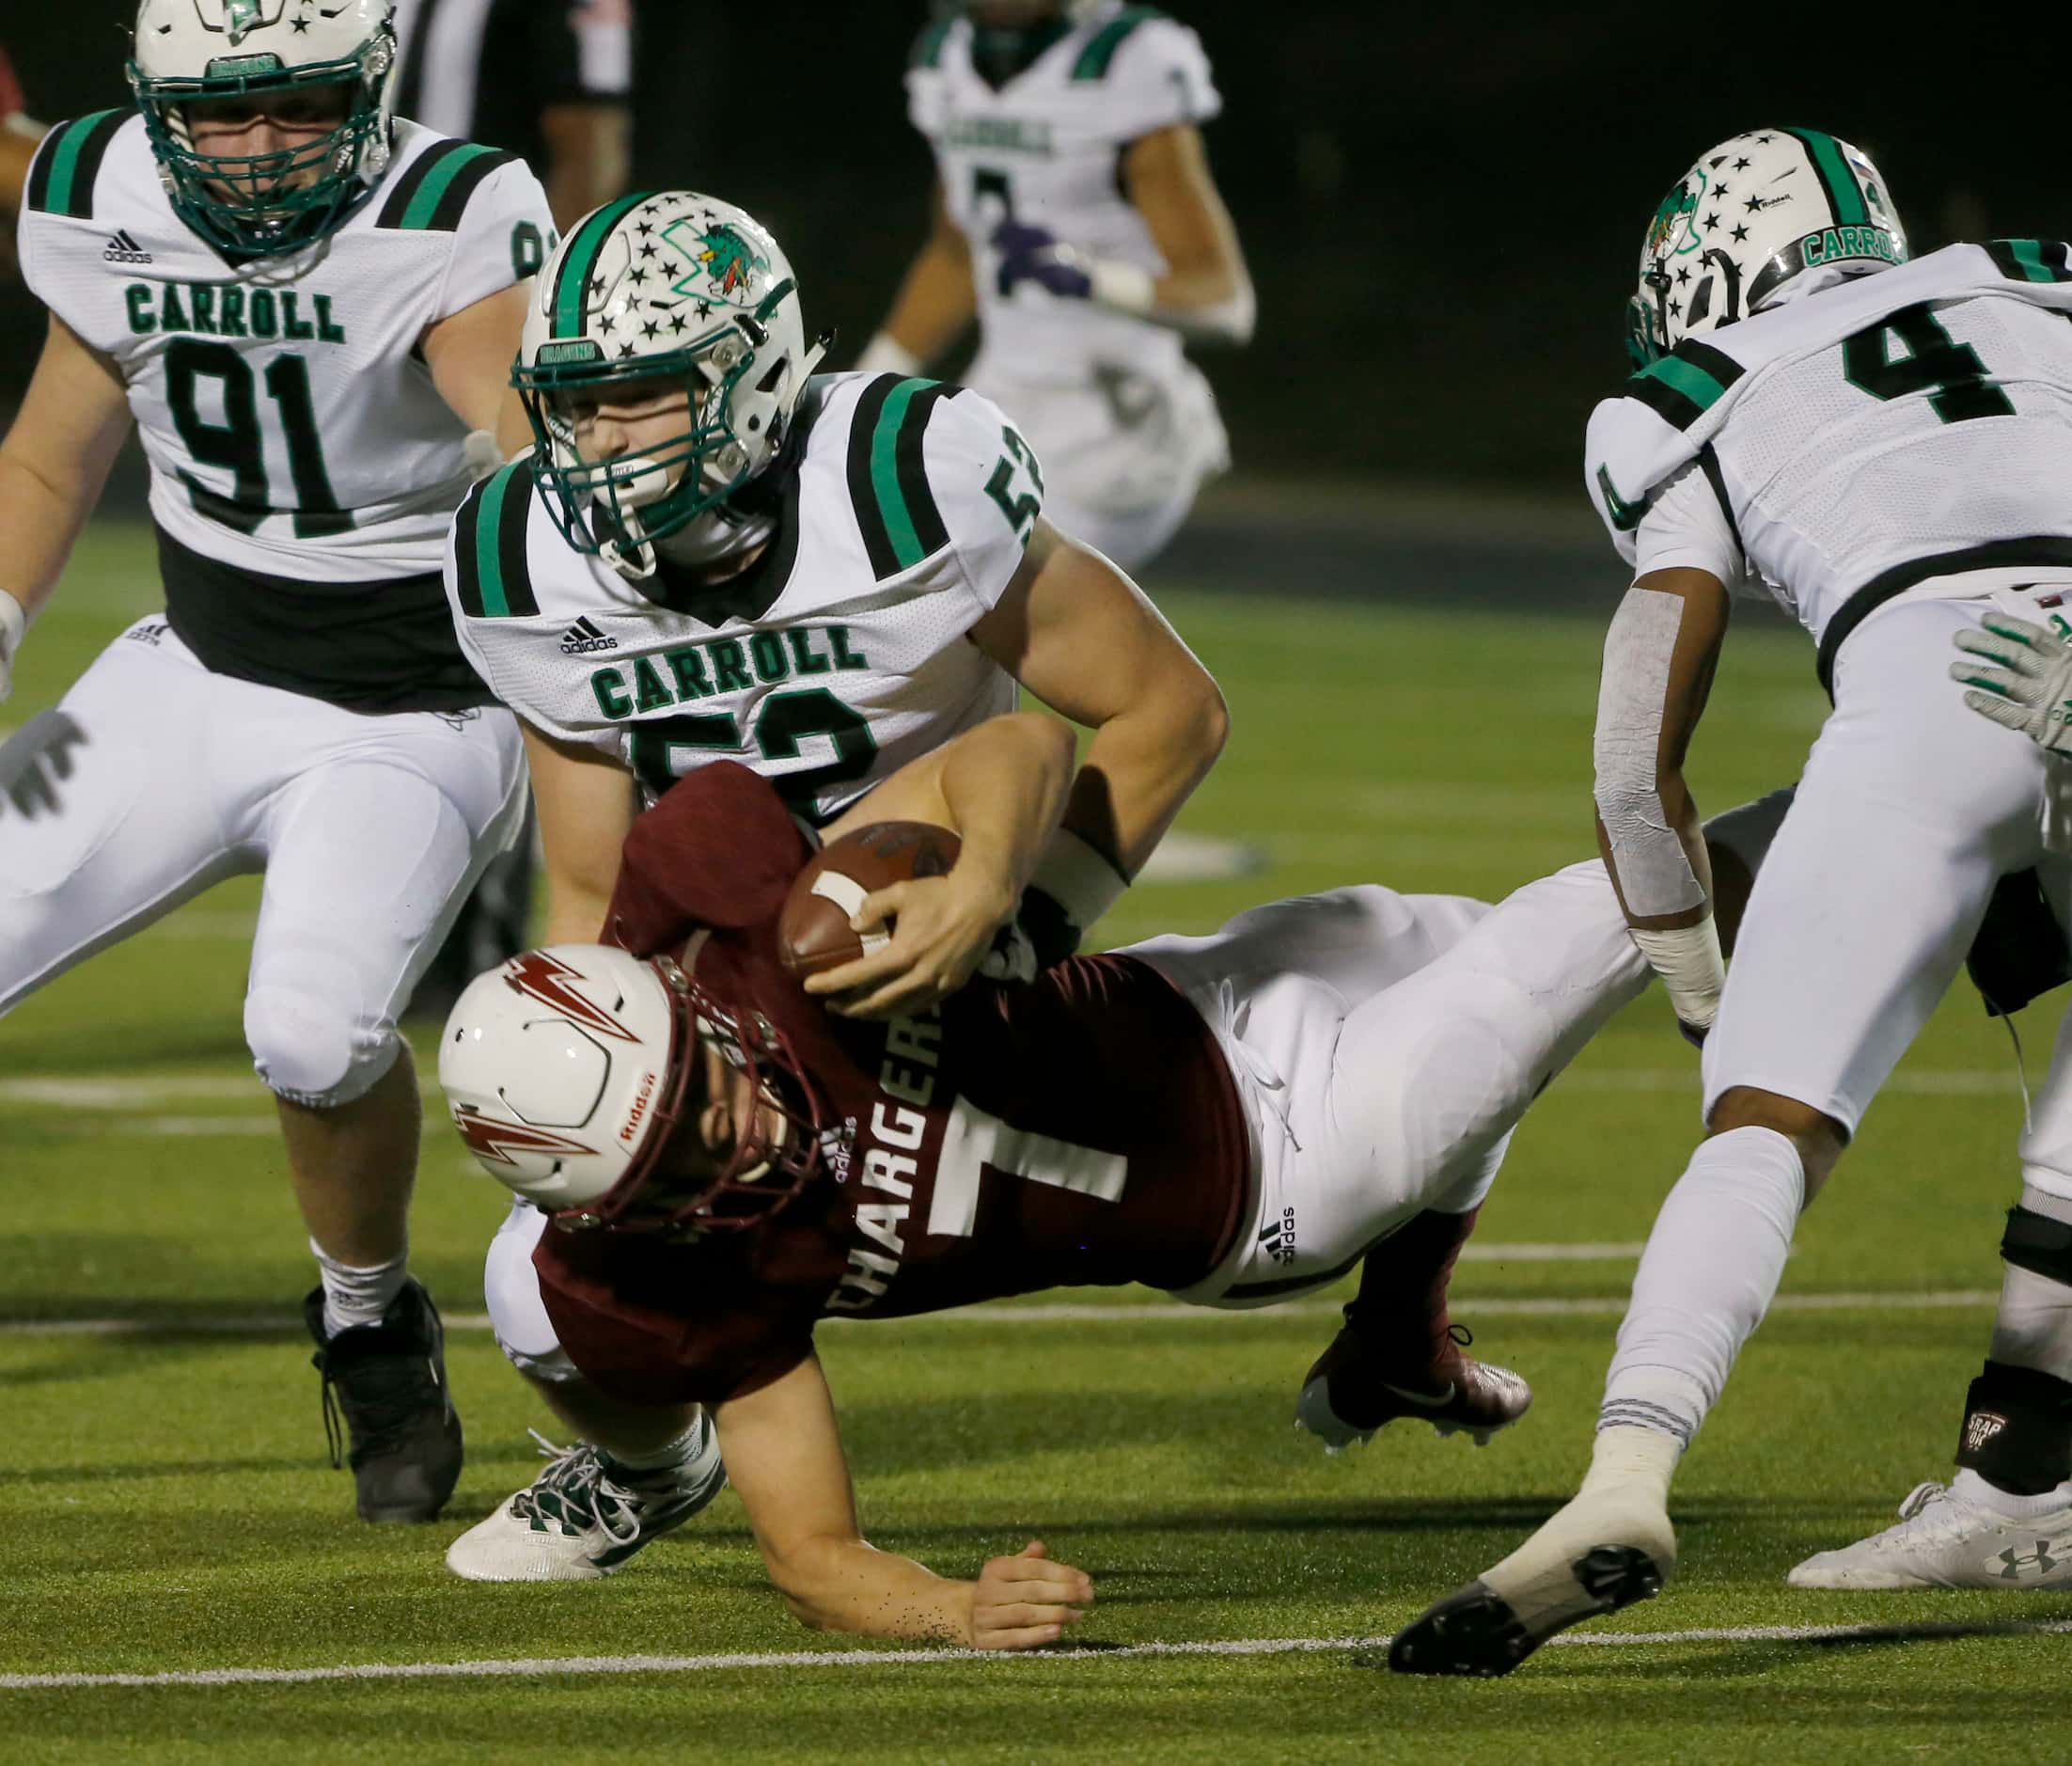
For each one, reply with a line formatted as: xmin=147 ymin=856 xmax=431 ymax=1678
xmin=2 ymin=4 xmax=2060 ymax=491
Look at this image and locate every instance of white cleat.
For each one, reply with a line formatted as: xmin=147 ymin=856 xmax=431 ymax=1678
xmin=445 ymin=1420 xmax=727 ymax=1583
xmin=1788 ymin=1474 xmax=2072 ymax=1590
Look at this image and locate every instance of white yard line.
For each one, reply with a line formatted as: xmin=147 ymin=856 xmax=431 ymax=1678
xmin=5 ymin=1617 xmax=2068 ymax=1691
xmin=0 ymin=1289 xmax=1999 ymax=1340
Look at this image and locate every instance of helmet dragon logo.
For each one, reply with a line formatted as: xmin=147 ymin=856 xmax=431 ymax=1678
xmin=501 ymin=951 xmax=642 ymax=1042
xmin=665 ymin=220 xmax=769 ymax=299
xmin=1646 ymin=173 xmax=1704 ymax=260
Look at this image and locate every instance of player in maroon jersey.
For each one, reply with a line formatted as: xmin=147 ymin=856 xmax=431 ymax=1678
xmin=434 ymin=708 xmax=1787 ymax=1643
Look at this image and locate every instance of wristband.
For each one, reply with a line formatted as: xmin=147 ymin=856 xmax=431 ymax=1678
xmin=1030 ymin=828 xmax=1129 ymax=938
xmin=855 ymin=332 xmax=923 ymax=377
xmin=1631 ymin=918 xmax=1726 ymax=1031
xmin=1087 ymin=259 xmax=1157 ymax=318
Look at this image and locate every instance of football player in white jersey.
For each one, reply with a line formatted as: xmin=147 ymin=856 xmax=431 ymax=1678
xmin=439 ymin=187 xmax=1234 ymax=1575
xmin=854 ymin=1 xmax=1253 ymax=573
xmin=1390 ymin=133 xmax=2072 ymax=1677
xmin=0 ymin=0 xmax=553 ymax=1522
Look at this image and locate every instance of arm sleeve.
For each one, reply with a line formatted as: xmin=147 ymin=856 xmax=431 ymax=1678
xmin=1100 ymin=17 xmax=1223 ymax=138
xmin=920 ymin=386 xmax=1044 ymax=622
xmin=433 ymin=156 xmax=557 ymax=320
xmin=1633 ymin=459 xmax=1744 ymax=586
xmin=607 ymin=762 xmax=814 ymax=951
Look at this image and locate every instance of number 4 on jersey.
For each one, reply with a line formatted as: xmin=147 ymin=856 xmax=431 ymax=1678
xmin=984 ymin=424 xmax=1045 ymax=539
xmin=1843 ymin=302 xmax=2016 ymax=424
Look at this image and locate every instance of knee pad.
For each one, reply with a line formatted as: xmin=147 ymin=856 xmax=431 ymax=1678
xmin=485 ymin=1206 xmax=580 ymax=1382
xmin=244 ymin=983 xmax=400 ymax=1109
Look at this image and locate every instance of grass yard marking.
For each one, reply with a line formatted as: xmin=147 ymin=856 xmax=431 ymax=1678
xmin=0 ymin=1289 xmax=1999 ymax=1339
xmin=7 ymin=1617 xmax=2071 ymax=1690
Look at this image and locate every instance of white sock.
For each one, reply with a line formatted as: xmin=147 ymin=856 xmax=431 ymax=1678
xmin=1599 ymin=1126 xmax=1804 ymax=1444
xmin=603 ymin=1414 xmax=708 ymax=1480
xmin=1954 ymin=1466 xmax=2072 ymax=1518
xmin=312 ymin=1238 xmax=409 ymax=1339
xmin=1988 ymin=1184 xmax=2072 ymax=1378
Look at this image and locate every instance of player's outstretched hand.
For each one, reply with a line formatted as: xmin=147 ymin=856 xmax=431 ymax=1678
xmin=803 ymin=867 xmax=1016 ymax=1019
xmin=1953 ymin=614 xmax=2072 ymax=755
xmin=968 ymin=1540 xmax=1093 ymax=1651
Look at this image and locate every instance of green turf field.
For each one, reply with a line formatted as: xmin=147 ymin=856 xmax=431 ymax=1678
xmin=4 ymin=525 xmax=2070 ymax=1762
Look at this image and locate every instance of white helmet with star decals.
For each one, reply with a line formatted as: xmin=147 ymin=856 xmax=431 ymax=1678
xmin=1627 ymin=128 xmax=1907 ymax=367
xmin=513 ymin=190 xmax=828 ymax=578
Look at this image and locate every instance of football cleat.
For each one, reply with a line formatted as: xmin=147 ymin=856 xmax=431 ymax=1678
xmin=1788 ymin=1474 xmax=2072 ymax=1590
xmin=306 ymin=1277 xmax=463 ymax=1524
xmin=445 ymin=1421 xmax=727 ymax=1582
xmin=1388 ymin=1485 xmax=1676 ymax=1677
xmin=1295 ymin=1317 xmax=1531 ymax=1452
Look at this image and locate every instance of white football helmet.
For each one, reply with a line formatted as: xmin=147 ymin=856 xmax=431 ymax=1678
xmin=513 ymin=190 xmax=828 ymax=579
xmin=441 ymin=943 xmax=831 ymax=1235
xmin=1627 ymin=128 xmax=1907 ymax=366
xmin=129 ymin=0 xmax=398 ymax=257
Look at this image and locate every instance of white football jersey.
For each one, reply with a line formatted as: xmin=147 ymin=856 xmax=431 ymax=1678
xmin=20 ymin=112 xmax=551 ymax=587
xmin=447 ymin=371 xmax=1041 ymax=823
xmin=907 ymin=3 xmax=1220 ymax=394
xmin=1589 ymin=242 xmax=2072 ymax=667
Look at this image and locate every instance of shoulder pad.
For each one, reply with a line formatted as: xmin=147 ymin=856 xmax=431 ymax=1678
xmin=1625 ymin=339 xmax=1746 ymax=433
xmin=909 ymin=17 xmax=954 ymax=70
xmin=452 ymin=459 xmax=542 ymax=618
xmin=1072 ymin=7 xmax=1169 ymax=80
xmin=375 ymin=139 xmax=523 ymax=232
xmin=843 ymin=374 xmax=963 ymax=581
xmin=1983 ymin=239 xmax=2072 ymax=285
xmin=24 ymin=111 xmax=130 ymax=220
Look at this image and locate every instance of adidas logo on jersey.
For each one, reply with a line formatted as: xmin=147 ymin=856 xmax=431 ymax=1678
xmin=102 ymin=229 xmax=152 ymax=265
xmin=559 ymin=617 xmax=619 ymax=655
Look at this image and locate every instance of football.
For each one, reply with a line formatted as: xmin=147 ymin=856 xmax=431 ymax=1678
xmin=777 ymin=821 xmax=964 ymax=980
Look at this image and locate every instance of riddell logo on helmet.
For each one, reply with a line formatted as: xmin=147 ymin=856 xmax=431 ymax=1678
xmin=620 ymin=1067 xmax=658 ymax=1143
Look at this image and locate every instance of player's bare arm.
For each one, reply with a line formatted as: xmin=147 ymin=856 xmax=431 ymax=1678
xmin=971 ymin=517 xmax=1230 ymax=889
xmin=860 ymin=179 xmax=977 ymax=374
xmin=0 ymin=315 xmax=133 ymax=696
xmin=716 ymin=1354 xmax=1092 ymax=1649
xmin=523 ymin=721 xmax=637 ymax=943
xmin=538 ymin=102 xmax=630 ymax=232
xmin=422 ymin=280 xmax=536 ymax=460
xmin=1592 ymin=564 xmax=1731 ymax=1033
xmin=1120 ymin=122 xmax=1254 ymax=344
xmin=805 ymin=710 xmax=1077 ymax=1016
xmin=1 ymin=118 xmax=44 ymax=217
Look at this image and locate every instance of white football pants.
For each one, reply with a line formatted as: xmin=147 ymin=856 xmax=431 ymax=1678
xmin=971 ymin=361 xmax=1230 ymax=575
xmin=1130 ymin=862 xmax=1651 ymax=1307
xmin=1702 ymin=598 xmax=2072 ymax=1195
xmin=0 ymin=617 xmax=527 ymax=1107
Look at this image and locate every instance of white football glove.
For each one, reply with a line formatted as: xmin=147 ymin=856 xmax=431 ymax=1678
xmin=1952 ymin=613 xmax=2072 ymax=754
xmin=0 ymin=589 xmax=24 ymax=705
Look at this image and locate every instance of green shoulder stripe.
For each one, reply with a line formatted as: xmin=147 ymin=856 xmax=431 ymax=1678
xmin=24 ymin=110 xmax=128 ymax=220
xmin=910 ymin=18 xmax=952 ymax=70
xmin=845 ymin=374 xmax=954 ymax=581
xmin=1627 ymin=338 xmax=1745 ymax=432
xmin=375 ymin=140 xmax=519 ymax=230
xmin=456 ymin=460 xmax=541 ymax=620
xmin=1072 ymin=7 xmax=1167 ymax=80
xmin=1985 ymin=239 xmax=2072 ymax=285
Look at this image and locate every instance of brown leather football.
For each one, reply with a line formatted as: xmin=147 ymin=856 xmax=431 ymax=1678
xmin=777 ymin=821 xmax=964 ymax=980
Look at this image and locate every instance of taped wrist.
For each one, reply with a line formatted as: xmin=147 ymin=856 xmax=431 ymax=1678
xmin=1021 ymin=828 xmax=1130 ymax=967
xmin=1954 ymin=1359 xmax=2072 ymax=1494
xmin=1087 ymin=258 xmax=1156 ymax=317
xmin=1631 ymin=919 xmax=1726 ymax=1029
xmin=855 ymin=332 xmax=923 ymax=378
xmin=1594 ymin=588 xmax=1703 ymax=918
xmin=0 ymin=588 xmax=25 ymax=664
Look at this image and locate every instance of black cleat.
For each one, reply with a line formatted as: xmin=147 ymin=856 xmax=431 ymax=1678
xmin=1387 ymin=1546 xmax=1664 ymax=1677
xmin=1296 ymin=1317 xmax=1531 ymax=1452
xmin=306 ymin=1278 xmax=464 ymax=1523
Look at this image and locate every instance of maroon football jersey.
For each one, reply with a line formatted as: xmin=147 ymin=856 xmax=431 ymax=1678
xmin=538 ymin=762 xmax=1250 ymax=1407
